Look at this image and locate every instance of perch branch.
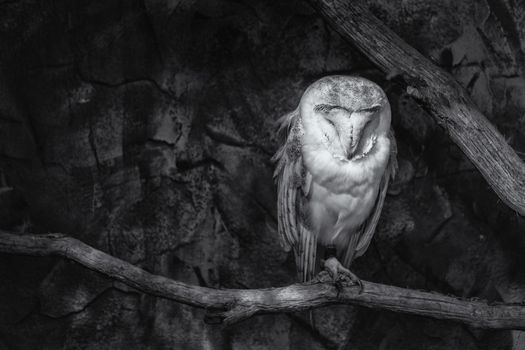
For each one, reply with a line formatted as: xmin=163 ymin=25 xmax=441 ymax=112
xmin=2 ymin=230 xmax=525 ymax=329
xmin=307 ymin=0 xmax=525 ymax=216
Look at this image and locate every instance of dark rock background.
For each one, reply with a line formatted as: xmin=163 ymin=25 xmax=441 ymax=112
xmin=1 ymin=0 xmax=525 ymax=349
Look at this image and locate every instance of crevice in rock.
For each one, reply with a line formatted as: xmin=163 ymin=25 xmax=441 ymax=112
xmin=205 ymin=124 xmax=273 ymax=156
xmin=425 ymin=216 xmax=454 ymax=244
xmin=146 ymin=138 xmax=176 ymax=148
xmin=193 ymin=266 xmax=209 ymax=287
xmin=140 ymin=0 xmax=165 ymax=66
xmin=176 ymin=158 xmax=224 ymax=172
xmin=87 ymin=115 xmax=102 ymax=172
xmin=76 ymin=70 xmax=177 ymax=101
xmin=466 ymin=71 xmax=480 ymax=93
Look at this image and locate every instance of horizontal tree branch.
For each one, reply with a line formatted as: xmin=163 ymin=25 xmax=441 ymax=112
xmin=1 ymin=230 xmax=525 ymax=329
xmin=308 ymin=0 xmax=525 ymax=216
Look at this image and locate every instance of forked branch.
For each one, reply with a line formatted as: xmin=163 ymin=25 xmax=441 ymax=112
xmin=1 ymin=230 xmax=525 ymax=329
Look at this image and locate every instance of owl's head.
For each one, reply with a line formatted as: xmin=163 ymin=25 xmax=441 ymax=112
xmin=300 ymin=75 xmax=391 ymax=161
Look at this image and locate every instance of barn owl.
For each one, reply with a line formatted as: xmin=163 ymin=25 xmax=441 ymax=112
xmin=273 ymin=76 xmax=397 ymax=286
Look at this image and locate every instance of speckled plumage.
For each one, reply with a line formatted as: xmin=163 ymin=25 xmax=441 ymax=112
xmin=272 ymin=76 xmax=397 ymax=282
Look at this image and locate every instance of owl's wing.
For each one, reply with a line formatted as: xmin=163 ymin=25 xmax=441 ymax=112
xmin=272 ymin=109 xmax=317 ymax=282
xmin=344 ymin=129 xmax=398 ymax=266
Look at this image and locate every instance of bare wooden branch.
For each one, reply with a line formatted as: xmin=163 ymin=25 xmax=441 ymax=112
xmin=1 ymin=230 xmax=525 ymax=329
xmin=307 ymin=0 xmax=525 ymax=216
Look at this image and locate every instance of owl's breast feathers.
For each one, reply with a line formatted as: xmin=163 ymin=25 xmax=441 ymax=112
xmin=302 ymin=134 xmax=391 ymax=196
xmin=302 ymin=134 xmax=391 ymax=246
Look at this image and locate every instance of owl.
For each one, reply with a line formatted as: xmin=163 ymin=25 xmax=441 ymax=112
xmin=272 ymin=75 xmax=397 ymax=286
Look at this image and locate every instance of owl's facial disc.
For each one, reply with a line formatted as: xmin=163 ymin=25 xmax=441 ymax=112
xmin=313 ymin=103 xmax=382 ymax=160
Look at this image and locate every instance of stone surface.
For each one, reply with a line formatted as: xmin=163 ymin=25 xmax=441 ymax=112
xmin=1 ymin=0 xmax=525 ymax=349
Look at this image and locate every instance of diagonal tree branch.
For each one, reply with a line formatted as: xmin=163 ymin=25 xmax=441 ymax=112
xmin=307 ymin=0 xmax=525 ymax=216
xmin=1 ymin=230 xmax=525 ymax=329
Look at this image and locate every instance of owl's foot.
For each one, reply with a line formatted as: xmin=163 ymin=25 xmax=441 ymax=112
xmin=322 ymin=257 xmax=363 ymax=292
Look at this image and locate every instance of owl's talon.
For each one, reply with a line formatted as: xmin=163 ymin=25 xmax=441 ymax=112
xmin=314 ymin=270 xmax=333 ymax=283
xmin=323 ymin=257 xmax=362 ymax=291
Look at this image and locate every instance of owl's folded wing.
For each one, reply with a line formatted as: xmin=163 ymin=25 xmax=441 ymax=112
xmin=272 ymin=109 xmax=317 ymax=282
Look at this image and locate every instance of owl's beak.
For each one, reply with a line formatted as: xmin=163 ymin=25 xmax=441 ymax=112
xmin=345 ymin=111 xmax=380 ymax=159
